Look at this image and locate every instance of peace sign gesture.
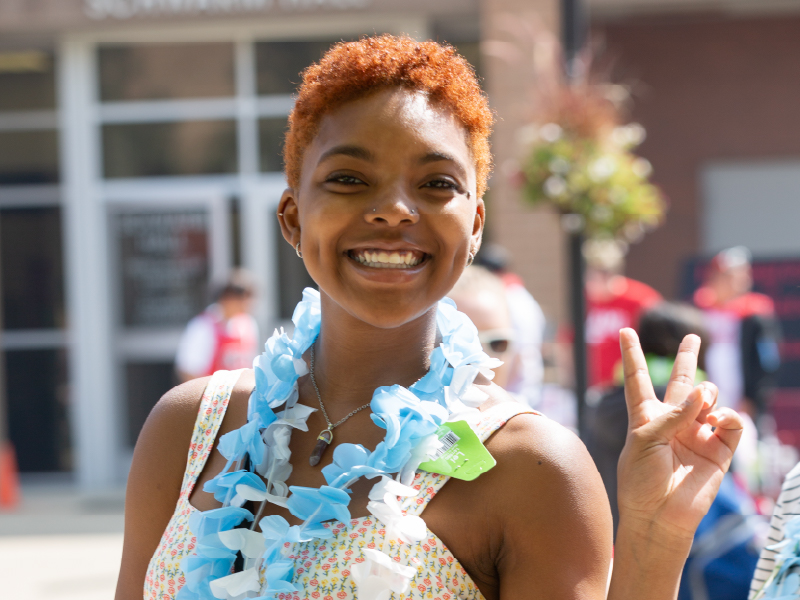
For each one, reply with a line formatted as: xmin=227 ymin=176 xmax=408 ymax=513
xmin=615 ymin=328 xmax=744 ymax=539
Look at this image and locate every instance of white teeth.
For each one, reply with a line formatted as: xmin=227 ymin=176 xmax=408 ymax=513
xmin=352 ymin=250 xmax=423 ymax=269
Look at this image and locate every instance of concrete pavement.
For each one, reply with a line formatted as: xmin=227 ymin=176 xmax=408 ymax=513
xmin=0 ymin=478 xmax=125 ymax=600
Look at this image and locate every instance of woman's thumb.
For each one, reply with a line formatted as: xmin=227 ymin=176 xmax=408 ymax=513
xmin=644 ymin=385 xmax=706 ymax=442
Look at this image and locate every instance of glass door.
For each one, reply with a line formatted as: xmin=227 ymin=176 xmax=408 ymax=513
xmin=106 ymin=191 xmax=229 ymax=446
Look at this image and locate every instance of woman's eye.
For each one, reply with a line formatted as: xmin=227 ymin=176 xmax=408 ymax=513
xmin=423 ymin=179 xmax=458 ymax=190
xmin=326 ymin=174 xmax=365 ymax=185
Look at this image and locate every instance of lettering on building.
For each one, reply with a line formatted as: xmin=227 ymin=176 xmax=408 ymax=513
xmin=85 ymin=0 xmax=369 ymax=20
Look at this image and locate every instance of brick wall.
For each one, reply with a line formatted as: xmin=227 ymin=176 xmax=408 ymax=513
xmin=595 ymin=12 xmax=800 ymax=298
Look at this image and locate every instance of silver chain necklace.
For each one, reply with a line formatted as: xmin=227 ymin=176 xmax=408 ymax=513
xmin=308 ymin=343 xmax=372 ymax=466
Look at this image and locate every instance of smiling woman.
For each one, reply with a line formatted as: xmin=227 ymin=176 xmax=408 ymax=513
xmin=116 ymin=35 xmax=744 ymax=600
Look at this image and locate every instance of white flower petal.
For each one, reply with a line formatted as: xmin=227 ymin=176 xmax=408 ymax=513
xmin=234 ymin=484 xmax=268 ymax=502
xmin=460 ymin=385 xmax=489 ymax=408
xmin=293 ymin=357 xmax=308 ymax=377
xmin=217 ymin=529 xmax=265 ymax=559
xmin=368 ymin=476 xmax=417 ymax=501
xmin=208 ymin=567 xmax=261 ymax=599
xmin=351 ymin=575 xmax=393 ymax=600
xmin=395 ymin=514 xmax=427 ymax=543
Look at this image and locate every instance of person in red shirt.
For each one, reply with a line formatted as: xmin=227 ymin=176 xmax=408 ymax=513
xmin=584 ymin=240 xmax=662 ymax=388
xmin=693 ymin=246 xmax=781 ymax=419
xmin=175 ymin=269 xmax=260 ymax=382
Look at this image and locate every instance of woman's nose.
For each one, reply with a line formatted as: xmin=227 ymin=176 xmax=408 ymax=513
xmin=364 ymin=198 xmax=420 ymax=227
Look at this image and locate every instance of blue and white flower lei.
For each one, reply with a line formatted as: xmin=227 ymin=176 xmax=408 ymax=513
xmin=177 ymin=288 xmax=501 ymax=600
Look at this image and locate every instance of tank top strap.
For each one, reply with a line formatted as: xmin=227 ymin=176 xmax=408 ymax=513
xmin=178 ymin=368 xmax=246 ymax=500
xmin=402 ymin=402 xmax=540 ymax=517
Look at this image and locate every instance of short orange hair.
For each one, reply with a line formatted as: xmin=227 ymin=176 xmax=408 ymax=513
xmin=284 ymin=35 xmax=494 ymax=198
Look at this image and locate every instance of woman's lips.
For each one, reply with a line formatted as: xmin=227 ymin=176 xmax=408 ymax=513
xmin=347 ymin=248 xmax=427 ymax=269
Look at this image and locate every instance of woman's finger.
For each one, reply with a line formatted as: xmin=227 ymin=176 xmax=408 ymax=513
xmin=641 ymin=385 xmax=705 ymax=443
xmin=663 ymin=334 xmax=701 ymax=407
xmin=620 ymin=328 xmax=657 ymax=427
xmin=706 ymin=408 xmax=744 ymax=455
xmin=695 ymin=381 xmax=719 ymax=423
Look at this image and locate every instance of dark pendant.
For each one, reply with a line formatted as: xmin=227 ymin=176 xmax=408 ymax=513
xmin=309 ymin=429 xmax=333 ymax=466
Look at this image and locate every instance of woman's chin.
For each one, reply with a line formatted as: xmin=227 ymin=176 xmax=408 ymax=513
xmin=343 ymin=296 xmax=437 ymax=330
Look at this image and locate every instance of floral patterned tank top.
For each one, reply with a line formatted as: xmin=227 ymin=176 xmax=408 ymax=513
xmin=144 ymin=369 xmax=538 ymax=600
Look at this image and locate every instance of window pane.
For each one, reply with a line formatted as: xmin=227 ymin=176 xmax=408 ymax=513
xmin=113 ymin=210 xmax=210 ymax=328
xmin=0 ymin=129 xmax=59 ymax=184
xmin=259 ymin=117 xmax=287 ymax=173
xmin=102 ymin=120 xmax=237 ymax=178
xmin=98 ymin=43 xmax=235 ymax=101
xmin=125 ymin=361 xmax=176 ymax=446
xmin=7 ymin=348 xmax=71 ymax=472
xmin=255 ymin=40 xmax=344 ymax=95
xmin=0 ymin=50 xmax=56 ymax=111
xmin=1 ymin=207 xmax=65 ymax=329
xmin=273 ymin=214 xmax=315 ymax=320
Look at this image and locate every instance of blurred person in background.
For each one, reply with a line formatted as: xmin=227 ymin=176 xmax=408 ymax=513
xmin=585 ymin=239 xmax=662 ymax=390
xmin=693 ymin=246 xmax=781 ymax=422
xmin=474 ymin=244 xmax=545 ymax=407
xmin=448 ymin=265 xmax=518 ymax=390
xmin=585 ymin=302 xmax=762 ymax=600
xmin=694 ymin=246 xmax=783 ymax=498
xmin=174 ymin=269 xmax=259 ymax=382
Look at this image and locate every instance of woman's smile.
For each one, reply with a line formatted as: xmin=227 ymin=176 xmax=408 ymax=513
xmin=348 ymin=248 xmax=426 ymax=269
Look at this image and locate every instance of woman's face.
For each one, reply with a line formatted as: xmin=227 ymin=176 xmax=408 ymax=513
xmin=279 ymin=88 xmax=484 ymax=329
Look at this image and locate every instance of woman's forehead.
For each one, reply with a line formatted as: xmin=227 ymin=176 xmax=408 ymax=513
xmin=309 ymin=88 xmax=474 ymax=168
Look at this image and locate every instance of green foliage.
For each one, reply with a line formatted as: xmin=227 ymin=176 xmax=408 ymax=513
xmin=520 ymin=122 xmax=666 ymax=242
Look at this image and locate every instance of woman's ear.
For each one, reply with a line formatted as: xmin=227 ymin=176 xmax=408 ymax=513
xmin=277 ymin=188 xmax=301 ymax=247
xmin=471 ymin=197 xmax=485 ymax=255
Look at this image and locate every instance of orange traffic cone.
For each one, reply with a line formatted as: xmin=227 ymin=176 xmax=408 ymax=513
xmin=0 ymin=441 xmax=19 ymax=509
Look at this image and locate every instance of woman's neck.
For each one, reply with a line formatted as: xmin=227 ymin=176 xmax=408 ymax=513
xmin=310 ymin=293 xmax=439 ymax=411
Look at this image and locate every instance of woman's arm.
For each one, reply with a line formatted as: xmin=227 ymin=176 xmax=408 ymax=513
xmin=492 ymin=329 xmax=741 ymax=600
xmin=489 ymin=414 xmax=613 ymax=600
xmin=608 ymin=329 xmax=743 ymax=600
xmin=115 ymin=377 xmax=209 ymax=600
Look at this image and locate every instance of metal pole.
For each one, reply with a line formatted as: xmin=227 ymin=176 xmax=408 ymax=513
xmin=561 ymin=0 xmax=589 ymax=437
xmin=569 ymin=229 xmax=588 ymax=437
xmin=562 ymin=0 xmax=586 ymax=79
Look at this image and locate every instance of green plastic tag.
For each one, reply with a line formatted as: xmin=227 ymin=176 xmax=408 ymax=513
xmin=418 ymin=420 xmax=496 ymax=481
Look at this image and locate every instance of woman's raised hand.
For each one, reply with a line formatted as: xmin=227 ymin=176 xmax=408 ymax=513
xmin=615 ymin=328 xmax=744 ymax=540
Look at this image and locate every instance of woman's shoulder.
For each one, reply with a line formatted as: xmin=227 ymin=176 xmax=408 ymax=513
xmin=449 ymin=383 xmax=612 ymax=592
xmin=142 ymin=369 xmax=255 ymax=455
xmin=134 ymin=377 xmax=213 ymax=472
xmin=477 ymin=383 xmax=605 ymax=507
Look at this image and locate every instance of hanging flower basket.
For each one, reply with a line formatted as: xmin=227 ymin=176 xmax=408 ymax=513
xmin=518 ymin=86 xmax=667 ymax=243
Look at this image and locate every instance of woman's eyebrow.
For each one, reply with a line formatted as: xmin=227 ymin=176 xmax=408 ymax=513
xmin=419 ymin=151 xmax=467 ymax=177
xmin=318 ymin=144 xmax=374 ymax=163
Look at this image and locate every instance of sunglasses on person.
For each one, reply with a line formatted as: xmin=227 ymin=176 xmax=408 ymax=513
xmin=478 ymin=329 xmax=515 ymax=356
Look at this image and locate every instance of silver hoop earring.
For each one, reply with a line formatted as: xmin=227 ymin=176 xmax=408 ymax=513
xmin=466 ymin=252 xmax=475 ymax=267
xmin=295 ymin=242 xmax=303 ymax=258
